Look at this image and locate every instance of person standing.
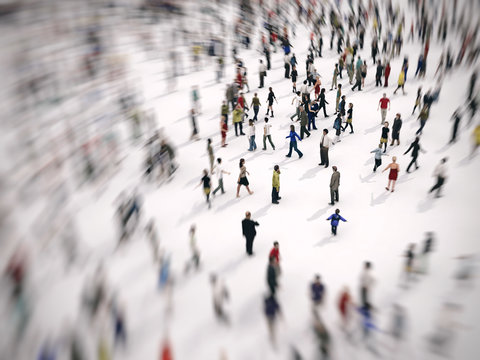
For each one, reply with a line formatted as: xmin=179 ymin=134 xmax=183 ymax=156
xmin=266 ymin=87 xmax=277 ymax=117
xmin=335 ymin=84 xmax=342 ymax=113
xmin=272 ymin=165 xmax=281 ymax=204
xmin=299 ymin=106 xmax=311 ymax=139
xmin=329 ymin=166 xmax=340 ymax=205
xmin=342 ymin=103 xmax=354 ymax=133
xmin=375 ymin=60 xmax=383 ymax=87
xmin=330 ymin=63 xmax=339 ymax=90
xmin=236 ymin=158 xmax=253 ymax=197
xmin=333 ymin=113 xmax=342 ymax=144
xmin=232 ymin=104 xmax=245 ymax=136
xmin=207 ymin=139 xmax=215 ymax=174
xmin=220 ymin=116 xmax=228 ymax=147
xmin=197 ymin=169 xmax=212 ymax=209
xmin=290 ymin=65 xmax=298 ymax=93
xmin=259 ymin=59 xmax=267 ymax=88
xmin=377 ymin=93 xmax=390 ymax=124
xmin=404 ymin=137 xmax=425 ymax=173
xmin=267 ymin=256 xmax=278 ymax=296
xmin=318 ymin=88 xmax=329 ymax=117
xmin=326 ymin=209 xmax=347 ymax=235
xmin=429 ymin=158 xmax=448 ymax=198
xmin=370 ymin=144 xmax=385 ymax=172
xmin=212 ymin=158 xmax=230 ymax=196
xmin=247 ymin=120 xmax=257 ymax=151
xmin=391 ymin=113 xmax=403 ymax=146
xmin=250 ymin=93 xmax=261 ymax=121
xmin=359 ymin=261 xmax=375 ymax=311
xmin=449 ymin=109 xmax=462 ymax=143
xmin=190 ymin=108 xmax=199 ymax=140
xmin=379 ymin=122 xmax=390 ymax=153
xmin=382 ymin=156 xmax=400 ymax=192
xmin=319 ymin=129 xmax=332 ymax=167
xmin=242 ymin=211 xmax=259 ymax=255
xmin=285 ymin=124 xmax=303 ymax=158
xmin=384 ymin=61 xmax=391 ymax=87
xmin=262 ymin=117 xmax=275 ymax=150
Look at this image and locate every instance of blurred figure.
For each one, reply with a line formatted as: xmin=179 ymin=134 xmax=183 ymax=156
xmin=389 ymin=304 xmax=408 ymax=350
xmin=267 ymin=255 xmax=279 ymax=296
xmin=338 ymin=286 xmax=354 ymax=335
xmin=184 ymin=224 xmax=200 ymax=273
xmin=310 ymin=274 xmax=326 ymax=310
xmin=404 ymin=243 xmax=416 ymax=283
xmin=449 ymin=108 xmax=462 ymax=144
xmin=454 ymin=254 xmax=477 ymax=288
xmin=419 ymin=232 xmax=435 ymax=274
xmin=210 ymin=274 xmax=230 ymax=324
xmin=264 ymin=294 xmax=282 ymax=346
xmin=160 ymin=337 xmax=173 ymax=360
xmin=429 ymin=158 xmax=448 ymax=198
xmin=312 ymin=311 xmax=331 ymax=359
xmin=146 ymin=219 xmax=160 ymax=264
xmin=359 ymin=261 xmax=375 ymax=311
xmin=269 ymin=241 xmax=281 ymax=274
xmin=427 ymin=302 xmax=464 ymax=357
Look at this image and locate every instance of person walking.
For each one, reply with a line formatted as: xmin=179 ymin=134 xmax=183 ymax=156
xmin=375 ymin=60 xmax=383 ymax=87
xmin=267 ymin=256 xmax=278 ymax=295
xmin=185 ymin=224 xmax=200 ymax=273
xmin=391 ymin=113 xmax=403 ymax=146
xmin=326 ymin=209 xmax=347 ymax=236
xmin=412 ymin=87 xmax=422 ymax=114
xmin=285 ymin=124 xmax=303 ymax=158
xmin=404 ymin=137 xmax=425 ymax=172
xmin=220 ymin=116 xmax=228 ymax=147
xmin=330 ymin=63 xmax=339 ymax=90
xmin=329 ymin=166 xmax=340 ymax=205
xmin=382 ymin=156 xmax=400 ymax=192
xmin=308 ymin=99 xmax=319 ymax=130
xmin=449 ymin=109 xmax=462 ymax=144
xmin=207 ymin=139 xmax=215 ymax=174
xmin=262 ymin=117 xmax=275 ymax=150
xmin=259 ymin=59 xmax=267 ymax=88
xmin=351 ymin=65 xmax=363 ymax=91
xmin=370 ymin=144 xmax=385 ymax=172
xmin=210 ymin=274 xmax=230 ymax=323
xmin=264 ymin=294 xmax=282 ymax=346
xmin=318 ymin=88 xmax=329 ymax=117
xmin=333 ymin=113 xmax=342 ymax=144
xmin=342 ymin=103 xmax=354 ymax=133
xmin=299 ymin=106 xmax=311 ymax=139
xmin=232 ymin=103 xmax=245 ymax=136
xmin=272 ymin=165 xmax=281 ymax=204
xmin=393 ymin=68 xmax=405 ymax=95
xmin=384 ymin=61 xmax=391 ymax=87
xmin=212 ymin=158 xmax=230 ymax=196
xmin=250 ymin=93 xmax=261 ymax=121
xmin=379 ymin=122 xmax=390 ymax=153
xmin=361 ymin=60 xmax=367 ymax=88
xmin=197 ymin=169 xmax=212 ymax=209
xmin=359 ymin=261 xmax=375 ymax=311
xmin=416 ymin=104 xmax=430 ymax=135
xmin=242 ymin=211 xmax=259 ymax=255
xmin=266 ymin=87 xmax=277 ymax=117
xmin=335 ymin=84 xmax=342 ymax=113
xmin=290 ymin=91 xmax=302 ymax=121
xmin=377 ymin=93 xmax=390 ymax=124
xmin=319 ymin=129 xmax=332 ymax=167
xmin=290 ymin=65 xmax=298 ymax=93
xmin=247 ymin=120 xmax=257 ymax=151
xmin=236 ymin=158 xmax=253 ymax=197
xmin=190 ymin=108 xmax=199 ymax=140
xmin=429 ymin=158 xmax=448 ymax=198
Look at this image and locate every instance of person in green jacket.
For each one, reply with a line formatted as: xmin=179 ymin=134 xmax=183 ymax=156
xmin=232 ymin=104 xmax=245 ymax=136
xmin=272 ymin=165 xmax=281 ymax=204
xmin=221 ymin=100 xmax=229 ymax=124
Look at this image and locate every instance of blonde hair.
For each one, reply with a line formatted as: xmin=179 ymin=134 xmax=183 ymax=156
xmin=392 ymin=156 xmax=397 ymax=162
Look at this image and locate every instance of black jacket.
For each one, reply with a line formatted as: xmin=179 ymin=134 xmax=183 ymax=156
xmin=404 ymin=141 xmax=420 ymax=157
xmin=267 ymin=264 xmax=277 ymax=288
xmin=242 ymin=218 xmax=259 ymax=238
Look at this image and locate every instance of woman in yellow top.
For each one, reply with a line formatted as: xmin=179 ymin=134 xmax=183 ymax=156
xmin=232 ymin=104 xmax=245 ymax=136
xmin=394 ymin=68 xmax=405 ymax=95
xmin=472 ymin=124 xmax=480 ymax=155
xmin=272 ymin=165 xmax=281 ymax=204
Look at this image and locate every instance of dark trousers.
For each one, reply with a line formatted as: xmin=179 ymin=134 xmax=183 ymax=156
xmin=416 ymin=119 xmax=426 ymax=135
xmin=286 ymin=141 xmax=303 ymax=157
xmin=234 ymin=122 xmax=243 ymax=136
xmin=245 ymin=236 xmax=254 ymax=255
xmin=320 ymin=146 xmax=329 ymax=166
xmin=373 ymin=158 xmax=382 ymax=172
xmin=253 ymin=106 xmax=259 ymax=120
xmin=284 ymin=63 xmax=290 ymax=78
xmin=272 ymin=187 xmax=280 ymax=203
xmin=361 ymin=286 xmax=370 ymax=310
xmin=308 ymin=114 xmax=317 ymax=130
xmin=268 ymin=282 xmax=276 ymax=296
xmin=429 ymin=176 xmax=445 ymax=195
xmin=406 ymin=156 xmax=418 ymax=172
xmin=230 ymin=99 xmax=236 ymax=111
xmin=259 ymin=74 xmax=265 ymax=88
xmin=300 ymin=125 xmax=310 ymax=139
xmin=331 ymin=225 xmax=337 ymax=235
xmin=319 ymin=103 xmax=328 ymax=117
xmin=352 ymin=78 xmax=362 ymax=91
xmin=375 ymin=75 xmax=382 ymax=86
xmin=263 ymin=135 xmax=275 ymax=149
xmin=342 ymin=122 xmax=354 ymax=132
xmin=222 ymin=113 xmax=229 ymax=124
xmin=330 ymin=188 xmax=339 ymax=204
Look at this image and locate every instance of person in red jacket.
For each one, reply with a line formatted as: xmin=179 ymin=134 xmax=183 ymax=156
xmin=384 ymin=62 xmax=391 ymax=87
xmin=160 ymin=338 xmax=173 ymax=360
xmin=338 ymin=286 xmax=354 ymax=332
xmin=269 ymin=241 xmax=281 ymax=275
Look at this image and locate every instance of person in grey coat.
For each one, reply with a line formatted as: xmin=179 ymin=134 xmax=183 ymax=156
xmin=299 ymin=106 xmax=311 ymax=139
xmin=370 ymin=144 xmax=386 ymax=172
xmin=329 ymin=166 xmax=340 ymax=205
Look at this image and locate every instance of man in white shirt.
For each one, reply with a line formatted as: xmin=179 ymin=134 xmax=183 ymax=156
xmin=319 ymin=129 xmax=332 ymax=168
xmin=259 ymin=59 xmax=267 ymax=88
xmin=300 ymin=80 xmax=312 ymax=104
xmin=360 ymin=261 xmax=375 ymax=310
xmin=212 ymin=158 xmax=230 ymax=195
xmin=290 ymin=91 xmax=302 ymax=121
xmin=429 ymin=158 xmax=448 ymax=198
xmin=262 ymin=117 xmax=275 ymax=150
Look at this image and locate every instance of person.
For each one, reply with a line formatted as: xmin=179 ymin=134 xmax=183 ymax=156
xmin=284 ymin=53 xmax=291 ymax=78
xmin=259 ymin=59 xmax=267 ymax=88
xmin=197 ymin=169 xmax=212 ymax=209
xmin=319 ymin=129 xmax=332 ymax=167
xmin=267 ymin=256 xmax=278 ymax=296
xmin=250 ymin=93 xmax=261 ymax=121
xmin=375 ymin=60 xmax=383 ymax=87
xmin=207 ymin=139 xmax=215 ymax=173
xmin=311 ymin=275 xmax=325 ymax=308
xmin=361 ymin=60 xmax=367 ymax=87
xmin=185 ymin=225 xmax=200 ymax=272
xmin=290 ymin=65 xmax=298 ymax=93
xmin=318 ymin=88 xmax=329 ymax=117
xmin=329 ymin=166 xmax=340 ymax=205
xmin=377 ymin=93 xmax=390 ymax=124
xmin=472 ymin=124 xmax=480 ymax=155
xmin=264 ymin=294 xmax=282 ymax=345
xmin=159 ymin=338 xmax=173 ymax=360
xmin=269 ymin=241 xmax=281 ymax=274
xmin=272 ymin=165 xmax=281 ymax=204
xmin=285 ymin=124 xmax=303 ymax=158
xmin=412 ymin=87 xmax=422 ymax=114
xmin=266 ymin=87 xmax=277 ymax=117
xmin=190 ymin=108 xmax=199 ymax=140
xmin=404 ymin=137 xmax=425 ymax=173
xmin=370 ymin=144 xmax=385 ymax=172
xmin=326 ymin=209 xmax=347 ymax=236
xmin=391 ymin=113 xmax=403 ymax=146
xmin=212 ymin=158 xmax=230 ymax=196
xmin=393 ymin=68 xmax=405 ymax=95
xmin=247 ymin=120 xmax=257 ymax=151
xmin=338 ymin=286 xmax=353 ymax=332
xmin=335 ymin=84 xmax=342 ymax=113
xmin=384 ymin=61 xmax=391 ymax=87
xmin=308 ymin=99 xmax=319 ymax=130
xmin=404 ymin=243 xmax=416 ymax=282
xmin=330 ymin=63 xmax=339 ymax=90
xmin=382 ymin=156 xmax=400 ymax=192
xmin=300 ymin=80 xmax=312 ymax=104
xmin=210 ymin=274 xmax=230 ymax=323
xmin=221 ymin=100 xmax=229 ymax=124
xmin=220 ymin=116 xmax=228 ymax=147
xmin=290 ymin=91 xmax=302 ymax=121
xmin=419 ymin=232 xmax=435 ymax=274
xmin=416 ymin=104 xmax=430 ymax=135
xmin=232 ymin=103 xmax=245 ymax=136
xmin=236 ymin=158 xmax=253 ymax=197
xmin=242 ymin=211 xmax=259 ymax=255
xmin=262 ymin=117 xmax=275 ymax=150
xmin=338 ymin=95 xmax=346 ymax=120
xmin=299 ymin=106 xmax=311 ymax=139
xmin=380 ymin=122 xmax=390 ymax=153
xmin=351 ymin=65 xmax=363 ymax=91
xmin=359 ymin=261 xmax=374 ymax=311
xmin=449 ymin=109 xmax=462 ymax=143
xmin=429 ymin=158 xmax=448 ymax=198
xmin=333 ymin=113 xmax=342 ymax=144
xmin=342 ymin=103 xmax=354 ymax=133
xmin=313 ymin=310 xmax=331 ymax=358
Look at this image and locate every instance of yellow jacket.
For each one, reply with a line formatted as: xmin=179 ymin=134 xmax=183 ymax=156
xmin=272 ymin=171 xmax=280 ymax=190
xmin=474 ymin=125 xmax=480 ymax=144
xmin=233 ymin=108 xmax=243 ymax=123
xmin=398 ymin=70 xmax=405 ymax=85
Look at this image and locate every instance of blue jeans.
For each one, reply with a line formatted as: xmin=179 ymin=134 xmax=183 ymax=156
xmin=286 ymin=141 xmax=303 ymax=157
xmin=249 ymin=135 xmax=257 ymax=150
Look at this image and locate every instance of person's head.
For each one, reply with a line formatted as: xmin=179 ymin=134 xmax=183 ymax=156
xmin=349 ymin=102 xmax=353 ymax=108
xmin=269 ymin=87 xmax=272 ymax=91
xmin=296 ymin=91 xmax=301 ymax=96
xmin=217 ymin=158 xmax=222 ymax=164
xmin=392 ymin=156 xmax=397 ymax=162
xmin=190 ymin=224 xmax=196 ymax=234
xmin=321 ymin=88 xmax=326 ymax=94
xmin=259 ymin=59 xmax=263 ymax=63
xmin=323 ymin=128 xmax=328 ymax=135
xmin=377 ymin=60 xmax=381 ymax=65
xmin=207 ymin=138 xmax=212 ymax=145
xmin=254 ymin=92 xmax=258 ymax=97
xmin=332 ymin=166 xmax=337 ymax=171
xmin=384 ymin=121 xmax=389 ymax=127
xmin=249 ymin=119 xmax=254 ymax=125
xmin=274 ymin=165 xmax=279 ymax=172
xmin=338 ymin=84 xmax=342 ymax=89
xmin=222 ymin=115 xmax=226 ymax=122
xmin=395 ymin=113 xmax=400 ymax=118
xmin=441 ymin=157 xmax=448 ymax=163
xmin=265 ymin=117 xmax=269 ymax=123
xmin=203 ymin=169 xmax=208 ymax=175
xmin=273 ymin=241 xmax=279 ymax=248
xmin=292 ymin=65 xmax=296 ymax=70
xmin=414 ymin=136 xmax=419 ymax=142
xmin=335 ymin=63 xmax=338 ymax=67
xmin=240 ymin=92 xmax=243 ymax=96
xmin=304 ymin=80 xmax=307 ymax=84
xmin=341 ymin=95 xmax=346 ymax=100
xmin=335 ymin=208 xmax=340 ymax=214
xmin=365 ymin=261 xmax=371 ymax=269
xmin=245 ymin=211 xmax=251 ymax=219
xmin=315 ymin=274 xmax=321 ymax=281
xmin=382 ymin=93 xmax=386 ymax=98
xmin=290 ymin=124 xmax=295 ymax=132
xmin=222 ymin=100 xmax=226 ymax=104
xmin=363 ymin=60 xmax=367 ymax=65
xmin=239 ymin=158 xmax=245 ymax=168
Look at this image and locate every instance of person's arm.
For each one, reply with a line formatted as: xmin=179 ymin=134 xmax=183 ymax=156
xmin=326 ymin=215 xmax=333 ymax=221
xmin=382 ymin=164 xmax=391 ymax=172
xmin=339 ymin=216 xmax=347 ymax=222
xmin=404 ymin=144 xmax=412 ymax=155
xmin=295 ymin=132 xmax=302 ymax=141
xmin=254 ymin=221 xmax=259 ymax=226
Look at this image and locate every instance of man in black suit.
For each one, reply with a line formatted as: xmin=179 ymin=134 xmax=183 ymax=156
xmin=242 ymin=211 xmax=259 ymax=256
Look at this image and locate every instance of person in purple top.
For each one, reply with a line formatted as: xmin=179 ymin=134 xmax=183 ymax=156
xmin=326 ymin=208 xmax=347 ymax=235
xmin=285 ymin=124 xmax=303 ymax=158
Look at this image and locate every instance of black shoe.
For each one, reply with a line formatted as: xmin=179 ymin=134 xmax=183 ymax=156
xmin=277 ymin=197 xmax=282 ymax=200
xmin=240 ymin=133 xmax=246 ymax=135
xmin=272 ymin=201 xmax=279 ymax=204
xmin=328 ymin=202 xmax=335 ymax=205
xmin=299 ymin=153 xmax=303 ymax=158
xmin=324 ymin=165 xmax=328 ymax=168
xmin=318 ymin=163 xmax=324 ymax=166
xmin=285 ymin=155 xmax=291 ymax=157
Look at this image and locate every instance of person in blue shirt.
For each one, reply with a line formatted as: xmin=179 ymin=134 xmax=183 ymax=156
xmin=326 ymin=209 xmax=347 ymax=235
xmin=310 ymin=274 xmax=325 ymax=308
xmin=285 ymin=124 xmax=303 ymax=158
xmin=308 ymin=99 xmax=320 ymax=130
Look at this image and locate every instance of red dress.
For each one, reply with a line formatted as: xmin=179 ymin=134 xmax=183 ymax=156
xmin=388 ymin=168 xmax=398 ymax=180
xmin=221 ymin=122 xmax=228 ymax=139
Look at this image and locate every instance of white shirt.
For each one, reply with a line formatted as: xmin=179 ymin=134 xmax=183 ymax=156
xmin=264 ymin=123 xmax=272 ymax=135
xmin=300 ymin=84 xmax=310 ymax=94
xmin=293 ymin=95 xmax=302 ymax=108
xmin=360 ymin=269 xmax=374 ymax=289
xmin=320 ymin=134 xmax=332 ymax=148
xmin=216 ymin=164 xmax=224 ymax=180
xmin=433 ymin=163 xmax=447 ymax=178
xmin=248 ymin=124 xmax=256 ymax=136
xmin=284 ymin=54 xmax=291 ymax=64
xmin=259 ymin=63 xmax=267 ymax=73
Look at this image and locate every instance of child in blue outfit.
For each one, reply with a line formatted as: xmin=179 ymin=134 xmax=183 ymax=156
xmin=326 ymin=209 xmax=347 ymax=235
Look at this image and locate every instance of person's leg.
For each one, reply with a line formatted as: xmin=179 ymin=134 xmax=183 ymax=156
xmin=300 ymin=126 xmax=305 ymax=139
xmin=294 ymin=142 xmax=303 ymax=157
xmin=286 ymin=142 xmax=293 ymax=156
xmin=325 ymin=149 xmax=329 ymax=167
xmin=239 ymin=122 xmax=244 ymax=134
xmin=319 ymin=147 xmax=325 ymax=164
xmin=383 ymin=141 xmax=387 ymax=152
xmin=272 ymin=187 xmax=278 ymax=203
xmin=335 ymin=189 xmax=339 ymax=202
xmin=263 ymin=135 xmax=267 ymax=150
xmin=391 ymin=180 xmax=396 ymax=191
xmin=386 ymin=179 xmax=392 ymax=190
xmin=332 ymin=225 xmax=337 ymax=235
xmin=254 ymin=106 xmax=259 ymax=120
xmin=330 ymin=188 xmax=335 ymax=204
xmin=305 ymin=126 xmax=311 ymax=137
xmin=236 ymin=184 xmax=241 ymax=197
xmin=268 ymin=135 xmax=275 ymax=149
xmin=234 ymin=122 xmax=238 ymax=136
xmin=246 ymin=185 xmax=253 ymax=195
xmin=253 ymin=135 xmax=257 ymax=150
xmin=246 ymin=237 xmax=253 ymax=254
xmin=349 ymin=123 xmax=354 ymax=133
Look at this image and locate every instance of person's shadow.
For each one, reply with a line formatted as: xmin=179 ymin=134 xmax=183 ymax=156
xmin=359 ymin=173 xmax=377 ymax=183
xmin=314 ymin=235 xmax=336 ymax=247
xmin=417 ymin=196 xmax=435 ymax=213
xmin=307 ymin=205 xmax=330 ymax=222
xmin=370 ymin=191 xmax=390 ymax=206
xmin=364 ymin=124 xmax=381 ymax=135
xmin=299 ymin=165 xmax=323 ymax=181
xmin=214 ymin=197 xmax=238 ymax=213
xmin=254 ymin=203 xmax=273 ymax=220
